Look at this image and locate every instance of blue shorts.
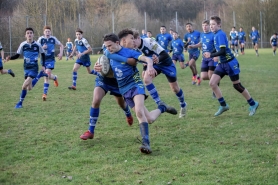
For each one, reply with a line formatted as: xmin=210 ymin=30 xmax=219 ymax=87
xmin=201 ymin=58 xmax=216 ymax=72
xmin=95 ymin=77 xmax=121 ymax=97
xmin=0 ymin=58 xmax=3 ymax=70
xmin=252 ymin=41 xmax=258 ymax=45
xmin=189 ymin=51 xmax=200 ymax=61
xmin=172 ymin=53 xmax=185 ymax=62
xmin=24 ymin=69 xmax=38 ymax=79
xmin=76 ymin=59 xmax=91 ymax=67
xmin=214 ymin=58 xmax=240 ymax=77
xmin=154 ymin=62 xmax=177 ymax=83
xmin=231 ymin=40 xmax=238 ymax=46
xmin=45 ymin=61 xmax=55 ymax=69
xmin=239 ymin=40 xmax=245 ymax=44
xmin=67 ymin=49 xmax=72 ymax=53
xmin=271 ymin=42 xmax=277 ymax=47
xmin=123 ymin=86 xmax=146 ymax=108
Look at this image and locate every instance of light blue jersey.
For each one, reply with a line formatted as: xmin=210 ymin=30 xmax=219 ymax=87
xmin=16 ymin=41 xmax=45 ymax=71
xmin=108 ymin=47 xmax=144 ymax=95
xmin=214 ymin=29 xmax=235 ymax=63
xmin=74 ymin=38 xmax=91 ymax=62
xmin=155 ymin=33 xmax=172 ymax=52
xmin=183 ymin=30 xmax=201 ymax=54
xmin=200 ymin=32 xmax=215 ymax=53
xmin=37 ymin=36 xmax=61 ymax=62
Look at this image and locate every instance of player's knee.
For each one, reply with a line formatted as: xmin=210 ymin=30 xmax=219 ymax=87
xmin=135 ymin=109 xmax=144 ymax=119
xmin=233 ymin=83 xmax=245 ymax=93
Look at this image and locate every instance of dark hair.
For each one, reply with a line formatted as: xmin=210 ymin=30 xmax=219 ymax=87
xmin=202 ymin=20 xmax=210 ymax=25
xmin=147 ymin=31 xmax=152 ymax=34
xmin=210 ymin=16 xmax=221 ymax=25
xmin=186 ymin=23 xmax=192 ymax=26
xmin=75 ymin=28 xmax=83 ymax=34
xmin=160 ymin=25 xmax=166 ymax=28
xmin=118 ymin=28 xmax=134 ymax=40
xmin=103 ymin=33 xmax=119 ymax=43
xmin=25 ymin=27 xmax=34 ymax=33
xmin=44 ymin=25 xmax=51 ymax=30
xmin=232 ymin=26 xmax=236 ymax=29
xmin=274 ymin=33 xmax=278 ymax=35
xmin=240 ymin=27 xmax=243 ymax=29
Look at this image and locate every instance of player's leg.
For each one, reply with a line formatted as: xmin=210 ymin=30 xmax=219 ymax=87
xmin=80 ymin=87 xmax=106 ymax=140
xmin=178 ymin=54 xmax=185 ymax=69
xmin=0 ymin=60 xmax=15 ymax=77
xmin=69 ymin=63 xmax=81 ymax=90
xmin=254 ymin=42 xmax=259 ymax=56
xmin=114 ymin=96 xmax=133 ymax=126
xmin=15 ymin=73 xmax=34 ymax=108
xmin=143 ymin=68 xmax=161 ymax=105
xmin=209 ymin=65 xmax=229 ymax=116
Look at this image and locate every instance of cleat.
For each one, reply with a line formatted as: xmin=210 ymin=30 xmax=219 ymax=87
xmin=80 ymin=130 xmax=94 ymax=140
xmin=214 ymin=105 xmax=229 ymax=116
xmin=38 ymin=70 xmax=48 ymax=78
xmin=139 ymin=143 xmax=152 ymax=154
xmin=158 ymin=101 xmax=177 ymax=115
xmin=249 ymin=101 xmax=259 ymax=116
xmin=126 ymin=115 xmax=133 ymax=126
xmin=8 ymin=69 xmax=15 ymax=77
xmin=14 ymin=102 xmax=23 ymax=109
xmin=68 ymin=86 xmax=76 ymax=90
xmin=197 ymin=78 xmax=201 ymax=86
xmin=192 ymin=76 xmax=197 ymax=85
xmin=54 ymin=75 xmax=58 ymax=87
xmin=179 ymin=107 xmax=187 ymax=118
xmin=42 ymin=94 xmax=47 ymax=101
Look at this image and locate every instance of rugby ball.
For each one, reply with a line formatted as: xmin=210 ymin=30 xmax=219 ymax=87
xmin=98 ymin=55 xmax=114 ymax=77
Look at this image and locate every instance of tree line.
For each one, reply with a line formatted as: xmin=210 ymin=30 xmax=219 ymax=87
xmin=0 ymin=0 xmax=277 ymax=53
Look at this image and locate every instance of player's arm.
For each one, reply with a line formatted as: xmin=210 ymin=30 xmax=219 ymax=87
xmin=210 ymin=47 xmax=225 ymax=57
xmin=188 ymin=42 xmax=201 ymax=49
xmin=104 ymin=50 xmax=137 ymax=66
xmin=138 ymin=55 xmax=156 ymax=77
xmin=0 ymin=48 xmax=4 ymax=61
xmin=69 ymin=45 xmax=76 ymax=58
xmin=57 ymin=41 xmax=64 ymax=60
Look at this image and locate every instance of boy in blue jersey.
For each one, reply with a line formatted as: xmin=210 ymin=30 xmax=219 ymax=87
xmin=203 ymin=16 xmax=259 ymax=116
xmin=6 ymin=28 xmax=46 ymax=109
xmin=65 ymin=38 xmax=74 ymax=60
xmin=169 ymin=31 xmax=186 ymax=69
xmin=103 ymin=31 xmax=176 ymax=154
xmin=156 ymin=26 xmax=172 ymax=52
xmin=229 ymin=27 xmax=239 ymax=57
xmin=183 ymin=23 xmax=201 ymax=85
xmin=68 ymin=28 xmax=94 ymax=90
xmin=238 ymin=27 xmax=246 ymax=55
xmin=270 ymin=33 xmax=277 ymax=56
xmin=188 ymin=20 xmax=218 ymax=97
xmin=37 ymin=26 xmax=63 ymax=101
xmin=249 ymin=26 xmax=260 ymax=56
xmin=0 ymin=42 xmax=15 ymax=77
xmin=133 ymin=31 xmax=187 ymax=118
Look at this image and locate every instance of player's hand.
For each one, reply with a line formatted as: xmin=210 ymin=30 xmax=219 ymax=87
xmin=188 ymin=45 xmax=193 ymax=49
xmin=5 ymin=56 xmax=10 ymax=62
xmin=57 ymin=54 xmax=63 ymax=60
xmin=152 ymin=54 xmax=159 ymax=64
xmin=203 ymin=52 xmax=211 ymax=58
xmin=94 ymin=62 xmax=102 ymax=72
xmin=42 ymin=44 xmax=47 ymax=49
xmin=41 ymin=66 xmax=46 ymax=72
xmin=146 ymin=66 xmax=157 ymax=77
xmin=97 ymin=51 xmax=100 ymax=54
xmin=77 ymin=53 xmax=83 ymax=59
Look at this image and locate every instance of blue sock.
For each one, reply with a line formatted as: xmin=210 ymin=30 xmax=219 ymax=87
xmin=88 ymin=107 xmax=99 ymax=134
xmin=176 ymin=89 xmax=186 ymax=108
xmin=19 ymin=90 xmax=27 ymax=102
xmin=139 ymin=122 xmax=150 ymax=145
xmin=72 ymin=72 xmax=77 ymax=86
xmin=146 ymin=83 xmax=161 ymax=105
xmin=218 ymin=97 xmax=226 ymax=106
xmin=247 ymin=97 xmax=255 ymax=106
xmin=43 ymin=83 xmax=49 ymax=95
xmin=90 ymin=70 xmax=101 ymax=77
xmin=122 ymin=105 xmax=131 ymax=117
xmin=158 ymin=104 xmax=166 ymax=113
xmin=32 ymin=76 xmax=40 ymax=87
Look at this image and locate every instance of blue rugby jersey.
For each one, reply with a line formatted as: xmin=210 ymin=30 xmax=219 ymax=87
xmin=74 ymin=37 xmax=91 ymax=61
xmin=37 ymin=36 xmax=61 ymax=62
xmin=155 ymin=33 xmax=172 ymax=51
xmin=171 ymin=38 xmax=184 ymax=55
xmin=200 ymin=32 xmax=215 ymax=54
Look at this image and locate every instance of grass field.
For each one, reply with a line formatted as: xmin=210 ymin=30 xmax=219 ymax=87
xmin=0 ymin=49 xmax=278 ymax=185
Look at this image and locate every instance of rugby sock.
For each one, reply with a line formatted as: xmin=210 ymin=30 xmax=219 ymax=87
xmin=88 ymin=107 xmax=99 ymax=134
xmin=32 ymin=76 xmax=40 ymax=87
xmin=184 ymin=62 xmax=189 ymax=67
xmin=146 ymin=83 xmax=161 ymax=105
xmin=72 ymin=72 xmax=77 ymax=86
xmin=243 ymin=47 xmax=245 ymax=52
xmin=255 ymin=50 xmax=258 ymax=54
xmin=218 ymin=97 xmax=227 ymax=106
xmin=122 ymin=105 xmax=131 ymax=117
xmin=158 ymin=104 xmax=166 ymax=113
xmin=240 ymin=48 xmax=243 ymax=53
xmin=43 ymin=83 xmax=49 ymax=95
xmin=247 ymin=97 xmax=255 ymax=106
xmin=19 ymin=90 xmax=27 ymax=102
xmin=53 ymin=75 xmax=57 ymax=81
xmin=197 ymin=74 xmax=200 ymax=80
xmin=139 ymin=122 xmax=150 ymax=145
xmin=176 ymin=89 xmax=186 ymax=108
xmin=236 ymin=49 xmax=238 ymax=54
xmin=90 ymin=70 xmax=101 ymax=77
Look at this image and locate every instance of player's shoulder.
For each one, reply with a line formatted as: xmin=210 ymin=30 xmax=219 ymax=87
xmin=33 ymin=41 xmax=43 ymax=47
